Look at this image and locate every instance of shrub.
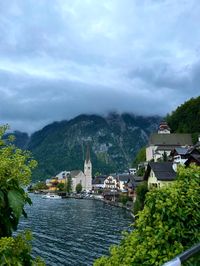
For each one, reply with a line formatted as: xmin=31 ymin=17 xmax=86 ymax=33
xmin=94 ymin=165 xmax=200 ymax=266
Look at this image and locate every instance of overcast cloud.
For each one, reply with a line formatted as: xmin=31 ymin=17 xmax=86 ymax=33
xmin=0 ymin=0 xmax=200 ymax=133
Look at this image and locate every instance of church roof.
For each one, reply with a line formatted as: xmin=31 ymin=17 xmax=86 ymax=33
xmin=149 ymin=133 xmax=192 ymax=146
xmin=70 ymin=170 xmax=83 ymax=178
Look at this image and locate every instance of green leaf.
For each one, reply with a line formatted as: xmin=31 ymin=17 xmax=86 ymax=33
xmin=8 ymin=189 xmax=25 ymax=219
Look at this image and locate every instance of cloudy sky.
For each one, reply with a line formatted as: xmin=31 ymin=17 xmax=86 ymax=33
xmin=0 ymin=0 xmax=200 ymax=133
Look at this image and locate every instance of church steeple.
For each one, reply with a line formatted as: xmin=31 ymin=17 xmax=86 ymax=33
xmin=84 ymin=144 xmax=92 ymax=191
xmin=85 ymin=144 xmax=91 ymax=163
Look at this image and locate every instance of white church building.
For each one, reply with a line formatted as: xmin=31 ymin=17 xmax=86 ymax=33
xmin=55 ymin=145 xmax=92 ymax=192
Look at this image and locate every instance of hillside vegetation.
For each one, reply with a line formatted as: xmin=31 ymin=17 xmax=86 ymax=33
xmin=166 ymin=96 xmax=200 ymax=142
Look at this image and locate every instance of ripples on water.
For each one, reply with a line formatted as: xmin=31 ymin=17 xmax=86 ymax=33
xmin=18 ymin=194 xmax=133 ymax=266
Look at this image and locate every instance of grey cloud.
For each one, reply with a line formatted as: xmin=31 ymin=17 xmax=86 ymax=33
xmin=0 ymin=0 xmax=200 ymax=132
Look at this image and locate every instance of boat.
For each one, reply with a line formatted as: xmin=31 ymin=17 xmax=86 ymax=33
xmin=42 ymin=193 xmax=62 ymax=199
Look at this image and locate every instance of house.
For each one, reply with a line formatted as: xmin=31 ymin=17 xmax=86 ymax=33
xmin=144 ymin=162 xmax=176 ymax=189
xmin=104 ymin=175 xmax=118 ymax=190
xmin=170 ymin=147 xmax=200 ymax=165
xmin=92 ymin=175 xmax=106 ymax=191
xmin=128 ymin=168 xmax=137 ymax=175
xmin=116 ymin=174 xmax=134 ymax=191
xmin=146 ymin=122 xmax=192 ymax=162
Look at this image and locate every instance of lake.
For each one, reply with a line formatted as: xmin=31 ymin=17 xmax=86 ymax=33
xmin=18 ymin=194 xmax=133 ymax=266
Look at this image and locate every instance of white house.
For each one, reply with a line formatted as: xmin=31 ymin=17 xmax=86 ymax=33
xmin=104 ymin=175 xmax=117 ymax=190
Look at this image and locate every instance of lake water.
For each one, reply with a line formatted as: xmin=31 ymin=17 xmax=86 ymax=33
xmin=18 ymin=194 xmax=133 ymax=266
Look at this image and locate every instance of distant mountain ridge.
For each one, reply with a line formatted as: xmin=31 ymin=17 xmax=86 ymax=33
xmin=8 ymin=113 xmax=161 ymax=181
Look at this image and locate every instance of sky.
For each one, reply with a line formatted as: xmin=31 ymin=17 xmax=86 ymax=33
xmin=0 ymin=0 xmax=200 ymax=133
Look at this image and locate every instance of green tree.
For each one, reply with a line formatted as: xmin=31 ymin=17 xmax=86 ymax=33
xmin=0 ymin=125 xmax=45 ymax=265
xmin=136 ymin=166 xmax=145 ymax=176
xmin=76 ymin=183 xmax=82 ymax=193
xmin=133 ymin=181 xmax=148 ymax=215
xmin=30 ymin=181 xmax=47 ymax=192
xmin=166 ymin=96 xmax=200 ymax=143
xmin=66 ymin=176 xmax=72 ymax=194
xmin=132 ymin=146 xmax=146 ymax=167
xmin=94 ymin=165 xmax=200 ymax=266
xmin=56 ymin=182 xmax=65 ymax=191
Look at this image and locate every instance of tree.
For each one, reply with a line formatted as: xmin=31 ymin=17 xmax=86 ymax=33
xmin=94 ymin=165 xmax=200 ymax=266
xmin=56 ymin=182 xmax=65 ymax=191
xmin=29 ymin=181 xmax=47 ymax=192
xmin=76 ymin=183 xmax=82 ymax=193
xmin=133 ymin=181 xmax=148 ymax=215
xmin=166 ymin=96 xmax=200 ymax=143
xmin=66 ymin=176 xmax=72 ymax=194
xmin=0 ymin=125 xmax=44 ymax=265
xmin=132 ymin=146 xmax=146 ymax=167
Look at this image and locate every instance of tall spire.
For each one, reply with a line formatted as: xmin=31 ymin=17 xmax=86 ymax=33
xmin=84 ymin=143 xmax=92 ymax=191
xmin=86 ymin=143 xmax=90 ymax=163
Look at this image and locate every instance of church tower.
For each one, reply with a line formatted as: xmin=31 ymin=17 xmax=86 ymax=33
xmin=84 ymin=144 xmax=92 ymax=191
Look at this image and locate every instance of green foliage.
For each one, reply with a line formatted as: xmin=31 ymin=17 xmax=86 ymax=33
xmin=0 ymin=231 xmax=45 ymax=265
xmin=166 ymin=96 xmax=200 ymax=143
xmin=29 ymin=181 xmax=48 ymax=192
xmin=56 ymin=182 xmax=65 ymax=191
xmin=66 ymin=176 xmax=72 ymax=194
xmin=0 ymin=125 xmax=37 ymax=237
xmin=136 ymin=166 xmax=145 ymax=176
xmin=132 ymin=146 xmax=146 ymax=167
xmin=0 ymin=125 xmax=45 ymax=265
xmin=119 ymin=194 xmax=132 ymax=205
xmin=133 ymin=181 xmax=148 ymax=215
xmin=76 ymin=183 xmax=82 ymax=193
xmin=94 ymin=165 xmax=200 ymax=266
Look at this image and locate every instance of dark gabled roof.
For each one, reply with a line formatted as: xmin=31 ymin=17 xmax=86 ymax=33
xmin=133 ymin=176 xmax=144 ymax=182
xmin=144 ymin=162 xmax=176 ymax=181
xmin=174 ymin=147 xmax=189 ymax=155
xmin=70 ymin=170 xmax=82 ymax=178
xmin=149 ymin=133 xmax=192 ymax=146
xmin=92 ymin=176 xmax=106 ymax=185
xmin=186 ymin=147 xmax=200 ymax=155
xmin=185 ymin=154 xmax=200 ymax=166
xmin=117 ymin=174 xmax=134 ymax=182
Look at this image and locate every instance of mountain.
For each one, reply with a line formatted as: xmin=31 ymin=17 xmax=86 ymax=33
xmin=25 ymin=113 xmax=160 ymax=181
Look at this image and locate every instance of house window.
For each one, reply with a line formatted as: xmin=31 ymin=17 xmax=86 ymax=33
xmin=150 ymin=183 xmax=157 ymax=188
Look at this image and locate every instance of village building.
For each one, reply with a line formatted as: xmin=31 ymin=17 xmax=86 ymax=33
xmin=92 ymin=175 xmax=106 ymax=191
xmin=146 ymin=121 xmax=193 ymax=162
xmin=144 ymin=162 xmax=176 ymax=189
xmin=170 ymin=146 xmax=200 ymax=166
xmin=104 ymin=175 xmax=118 ymax=190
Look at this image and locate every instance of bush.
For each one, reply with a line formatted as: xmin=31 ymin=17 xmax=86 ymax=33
xmin=133 ymin=181 xmax=148 ymax=215
xmin=76 ymin=183 xmax=82 ymax=193
xmin=119 ymin=194 xmax=132 ymax=205
xmin=0 ymin=125 xmax=45 ymax=264
xmin=94 ymin=165 xmax=200 ymax=266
